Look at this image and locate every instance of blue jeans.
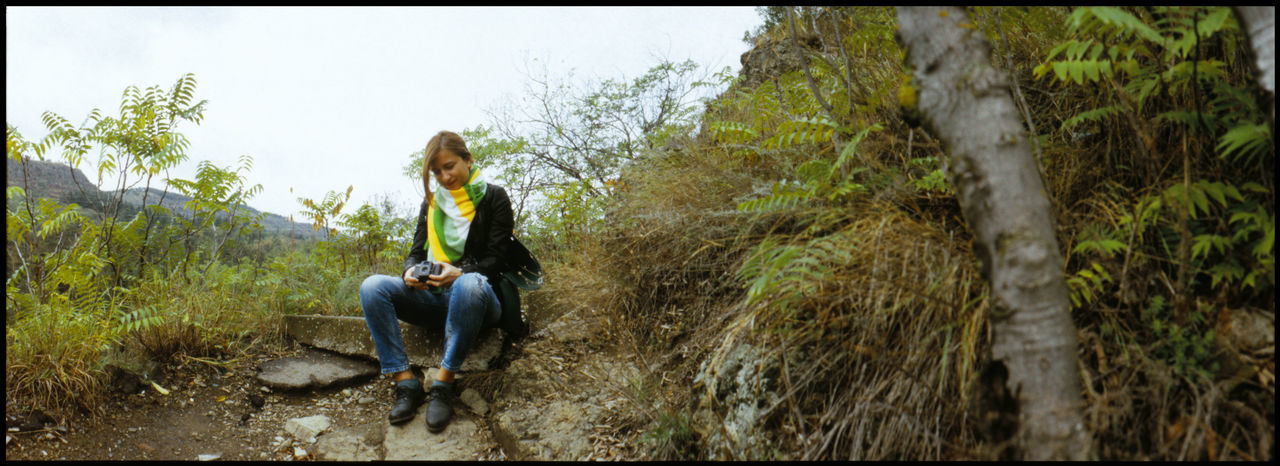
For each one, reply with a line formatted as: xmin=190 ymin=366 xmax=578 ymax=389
xmin=359 ymin=272 xmax=502 ymax=375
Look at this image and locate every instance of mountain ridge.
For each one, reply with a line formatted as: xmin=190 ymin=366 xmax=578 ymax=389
xmin=6 ymin=157 xmax=322 ymax=239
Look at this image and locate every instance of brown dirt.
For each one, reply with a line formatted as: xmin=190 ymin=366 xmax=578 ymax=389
xmin=3 ymin=339 xmax=505 ymax=461
xmin=4 ymin=307 xmax=648 ymax=461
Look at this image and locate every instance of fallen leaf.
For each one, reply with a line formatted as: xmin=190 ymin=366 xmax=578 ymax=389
xmin=149 ymin=381 xmax=170 ymax=396
xmin=216 ymin=396 xmax=226 ymax=403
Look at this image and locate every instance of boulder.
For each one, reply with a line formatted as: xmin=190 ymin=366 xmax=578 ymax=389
xmin=285 ymin=315 xmax=504 ymax=372
xmin=691 ymin=341 xmax=783 ymax=460
xmin=256 ymin=349 xmax=379 ymax=391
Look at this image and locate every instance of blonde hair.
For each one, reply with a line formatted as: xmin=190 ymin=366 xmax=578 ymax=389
xmin=422 ymin=130 xmax=473 ymax=206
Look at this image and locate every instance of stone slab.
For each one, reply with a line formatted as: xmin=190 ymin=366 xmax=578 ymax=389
xmin=316 ymin=428 xmax=381 ymax=461
xmin=256 ymin=349 xmax=379 ymax=391
xmin=383 ymin=404 xmax=488 ymax=461
xmin=285 ymin=315 xmax=504 ymax=372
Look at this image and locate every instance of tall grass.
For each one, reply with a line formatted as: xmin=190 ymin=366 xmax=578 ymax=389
xmin=530 ymin=5 xmax=1272 ymax=460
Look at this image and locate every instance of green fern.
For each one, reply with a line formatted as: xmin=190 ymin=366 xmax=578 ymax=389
xmin=737 ymin=124 xmax=881 ymax=213
xmin=1061 ymin=105 xmax=1120 ymax=132
xmin=1216 ymin=123 xmax=1270 ymax=163
xmin=1067 ymin=262 xmax=1113 ymax=308
xmin=764 ymin=116 xmax=838 ymax=150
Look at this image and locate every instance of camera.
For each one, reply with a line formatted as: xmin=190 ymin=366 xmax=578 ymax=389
xmin=411 ymin=261 xmax=444 ymax=285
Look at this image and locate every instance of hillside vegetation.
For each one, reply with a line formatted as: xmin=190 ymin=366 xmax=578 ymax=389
xmin=5 ymin=6 xmax=1274 ymax=460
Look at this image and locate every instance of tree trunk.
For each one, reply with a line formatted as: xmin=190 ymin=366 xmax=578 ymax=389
xmin=1233 ymin=6 xmax=1275 ymax=126
xmin=895 ymin=7 xmax=1091 ymax=460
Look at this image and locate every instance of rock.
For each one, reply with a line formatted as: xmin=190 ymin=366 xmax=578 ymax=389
xmin=459 ymin=388 xmax=489 ymax=415
xmin=383 ymin=403 xmax=486 ymax=461
xmin=293 ymin=446 xmax=309 ymax=460
xmin=248 ymin=393 xmax=265 ymax=409
xmin=491 ymin=347 xmax=639 ymax=460
xmin=1223 ymin=309 xmax=1275 ymax=351
xmin=196 ymin=453 xmax=221 ymax=461
xmin=315 ymin=429 xmax=380 ymax=461
xmin=19 ymin=409 xmax=53 ymax=432
xmin=256 ymin=348 xmax=379 ymax=391
xmin=285 ymin=314 xmax=504 ymax=371
xmin=735 ymin=34 xmax=812 ymax=91
xmin=493 ymin=399 xmax=592 ymax=460
xmin=536 ymin=309 xmax=603 ymax=343
xmin=357 ymin=396 xmax=375 ymax=405
xmin=284 ymin=415 xmax=332 ymax=441
xmin=106 ymin=365 xmax=144 ymax=395
xmin=691 ymin=341 xmax=782 ymax=460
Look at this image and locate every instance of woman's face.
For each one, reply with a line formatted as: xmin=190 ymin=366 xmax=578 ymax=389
xmin=431 ymin=149 xmax=472 ymax=191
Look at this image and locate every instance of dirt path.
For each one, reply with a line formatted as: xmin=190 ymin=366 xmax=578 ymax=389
xmin=5 ymin=308 xmax=644 ymax=461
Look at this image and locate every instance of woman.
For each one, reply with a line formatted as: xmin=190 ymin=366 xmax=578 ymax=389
xmin=359 ymin=130 xmax=514 ymax=433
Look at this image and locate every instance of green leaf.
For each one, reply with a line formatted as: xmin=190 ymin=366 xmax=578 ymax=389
xmin=1197 ymin=7 xmax=1234 ymax=39
xmin=1053 ymin=62 xmax=1070 ymax=82
xmin=1216 ymin=123 xmax=1269 ymax=162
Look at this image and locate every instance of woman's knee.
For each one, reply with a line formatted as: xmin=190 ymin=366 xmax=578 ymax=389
xmin=452 ymin=272 xmax=490 ymax=298
xmin=360 ymin=274 xmax=401 ymax=298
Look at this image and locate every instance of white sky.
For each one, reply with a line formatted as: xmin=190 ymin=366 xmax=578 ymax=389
xmin=6 ymin=6 xmax=761 ymax=221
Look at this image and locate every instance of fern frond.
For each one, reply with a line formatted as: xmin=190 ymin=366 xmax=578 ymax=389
xmin=1216 ymin=123 xmax=1270 ymax=163
xmin=1061 ymin=105 xmax=1120 ymax=132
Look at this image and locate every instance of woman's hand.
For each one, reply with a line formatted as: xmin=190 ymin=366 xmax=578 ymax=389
xmin=403 ymin=267 xmax=429 ymax=290
xmin=425 ymin=262 xmax=463 ymax=288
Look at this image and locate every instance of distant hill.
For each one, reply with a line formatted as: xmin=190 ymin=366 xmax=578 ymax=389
xmin=6 ymin=155 xmax=95 ymax=200
xmin=7 ymin=157 xmax=323 ymax=239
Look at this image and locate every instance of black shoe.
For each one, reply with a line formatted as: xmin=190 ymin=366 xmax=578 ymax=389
xmin=388 ymin=379 xmax=425 ymax=425
xmin=425 ymin=384 xmax=454 ymax=433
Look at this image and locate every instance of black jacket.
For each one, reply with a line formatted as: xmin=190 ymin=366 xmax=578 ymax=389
xmin=403 ymin=183 xmax=514 ymax=285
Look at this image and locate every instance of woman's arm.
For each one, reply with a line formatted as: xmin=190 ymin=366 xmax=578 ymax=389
xmin=404 ymin=200 xmax=431 ymax=275
xmin=461 ymin=185 xmax=514 ymax=279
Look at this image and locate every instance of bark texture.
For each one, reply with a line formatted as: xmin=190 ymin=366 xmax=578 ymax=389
xmin=1232 ymin=6 xmax=1275 ymax=124
xmin=895 ymin=7 xmax=1091 ymax=460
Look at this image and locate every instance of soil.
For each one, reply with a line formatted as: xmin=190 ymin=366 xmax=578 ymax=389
xmin=3 ymin=339 xmax=507 ymax=461
xmin=4 ymin=308 xmax=648 ymax=462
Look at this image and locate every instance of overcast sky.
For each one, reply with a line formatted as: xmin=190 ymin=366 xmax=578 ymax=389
xmin=6 ymin=6 xmax=761 ymax=221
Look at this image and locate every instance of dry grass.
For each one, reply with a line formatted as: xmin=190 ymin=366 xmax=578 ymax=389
xmin=5 ymin=305 xmax=112 ymax=419
xmin=714 ymin=203 xmax=988 ymax=459
xmin=450 ymin=6 xmax=1278 ymax=461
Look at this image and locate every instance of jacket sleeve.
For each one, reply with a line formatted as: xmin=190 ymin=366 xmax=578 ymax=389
xmin=461 ymin=185 xmax=514 ymax=279
xmin=403 ymin=200 xmax=430 ymax=275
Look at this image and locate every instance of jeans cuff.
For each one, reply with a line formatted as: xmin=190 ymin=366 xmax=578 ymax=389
xmin=381 ymin=364 xmax=411 ymax=376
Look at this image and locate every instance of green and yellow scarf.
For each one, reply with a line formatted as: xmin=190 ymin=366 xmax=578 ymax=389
xmin=426 ymin=167 xmax=487 ymax=264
